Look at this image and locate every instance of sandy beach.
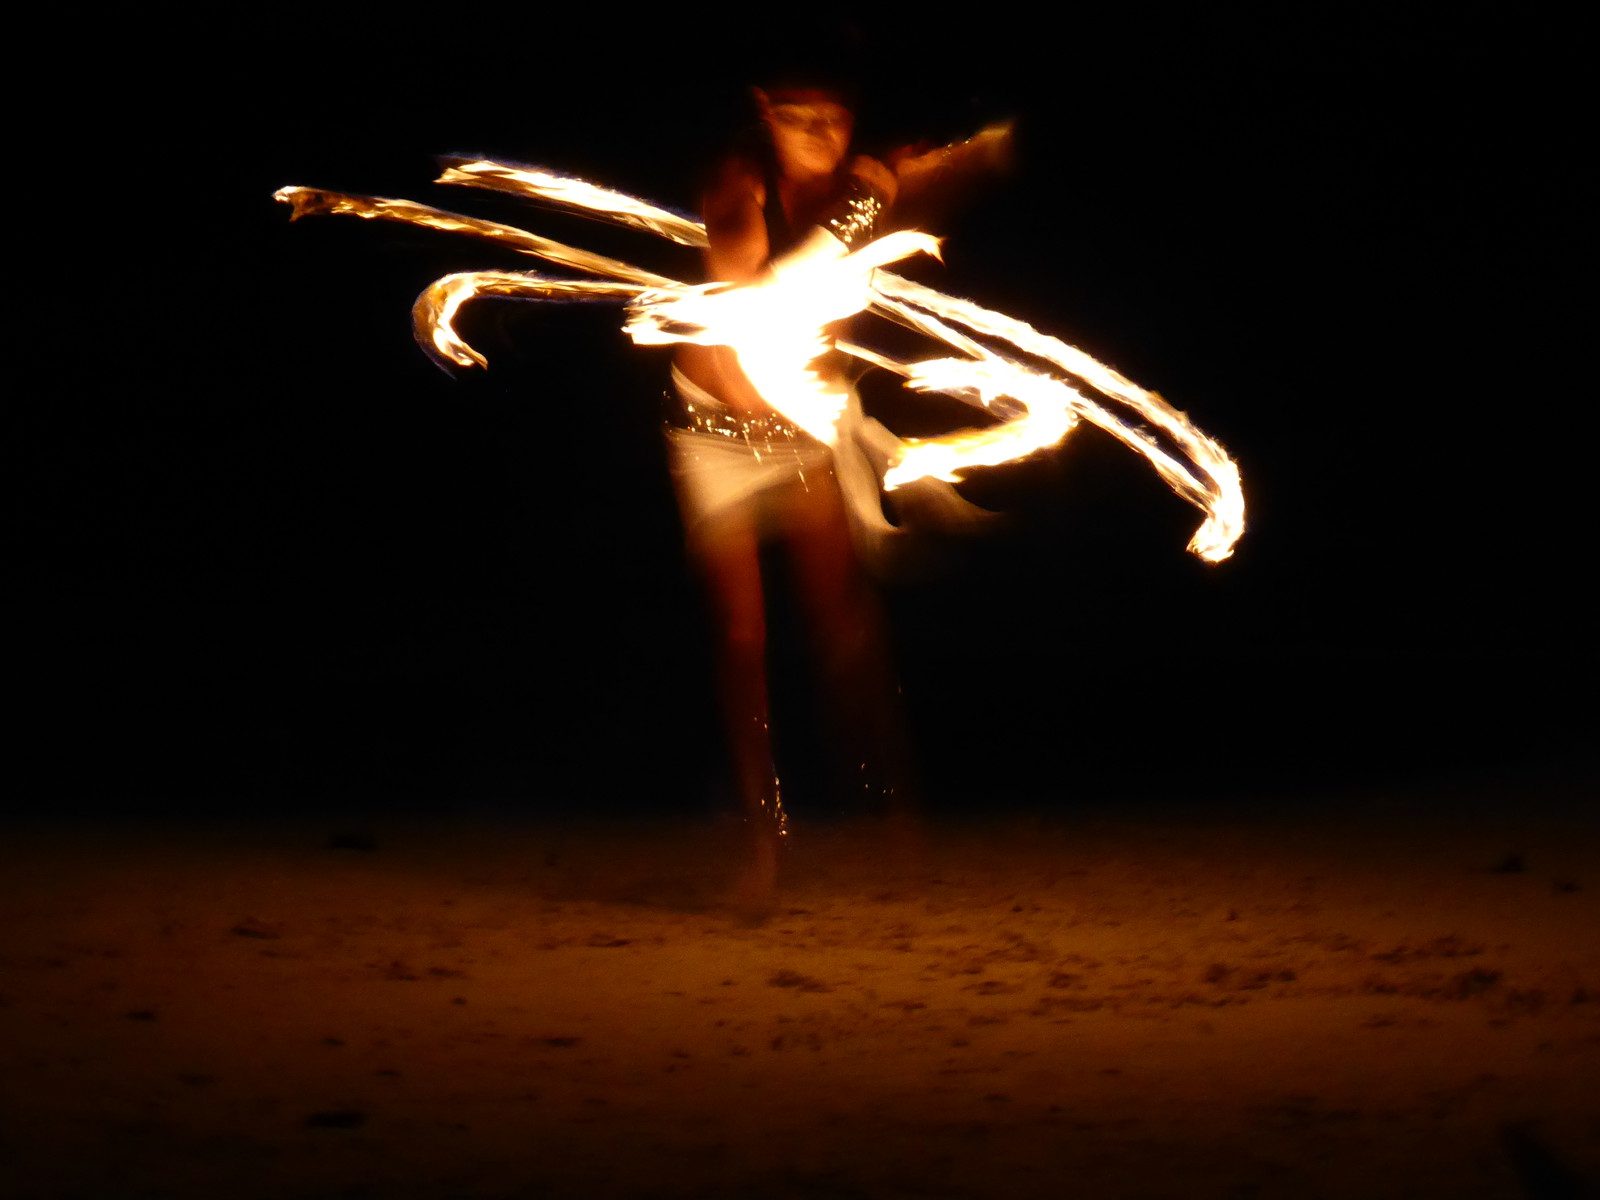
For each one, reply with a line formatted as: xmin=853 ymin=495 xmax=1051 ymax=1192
xmin=3 ymin=784 xmax=1595 ymax=1200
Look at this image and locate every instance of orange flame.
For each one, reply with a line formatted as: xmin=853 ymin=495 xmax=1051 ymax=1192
xmin=274 ymin=162 xmax=1244 ymax=561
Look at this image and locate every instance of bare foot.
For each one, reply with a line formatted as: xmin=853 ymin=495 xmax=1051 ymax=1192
xmin=729 ymin=830 xmax=779 ymax=924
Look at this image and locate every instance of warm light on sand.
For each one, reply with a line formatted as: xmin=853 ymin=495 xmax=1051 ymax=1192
xmin=276 ymin=161 xmax=1244 ymax=561
xmin=4 ymin=810 xmax=1596 ymax=1197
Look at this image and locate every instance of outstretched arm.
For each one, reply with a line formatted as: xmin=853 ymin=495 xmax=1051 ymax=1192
xmin=889 ymin=122 xmax=1016 ymax=211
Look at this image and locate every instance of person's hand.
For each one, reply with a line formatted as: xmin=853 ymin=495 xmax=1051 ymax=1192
xmin=847 ymin=155 xmax=898 ymax=205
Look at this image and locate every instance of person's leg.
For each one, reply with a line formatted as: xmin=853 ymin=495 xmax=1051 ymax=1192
xmin=687 ymin=514 xmax=784 ymax=915
xmin=780 ymin=477 xmax=922 ymax=841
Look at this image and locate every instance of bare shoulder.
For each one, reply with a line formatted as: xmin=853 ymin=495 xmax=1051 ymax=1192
xmin=701 ymin=154 xmax=770 ymax=282
xmin=706 ymin=154 xmax=765 ymax=210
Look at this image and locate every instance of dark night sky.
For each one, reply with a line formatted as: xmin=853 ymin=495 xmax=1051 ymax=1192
xmin=19 ymin=12 xmax=1593 ymax=818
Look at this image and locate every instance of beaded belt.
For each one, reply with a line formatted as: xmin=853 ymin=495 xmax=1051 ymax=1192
xmin=665 ymin=369 xmax=819 ymax=449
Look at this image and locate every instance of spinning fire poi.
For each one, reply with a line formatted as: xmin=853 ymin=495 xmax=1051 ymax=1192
xmin=276 ymin=85 xmax=1243 ymax=913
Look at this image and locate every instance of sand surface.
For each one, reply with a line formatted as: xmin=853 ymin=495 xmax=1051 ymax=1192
xmin=2 ymin=792 xmax=1596 ymax=1199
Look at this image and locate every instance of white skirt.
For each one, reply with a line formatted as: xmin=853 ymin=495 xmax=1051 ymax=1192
xmin=664 ymin=367 xmax=838 ymax=539
xmin=664 ymin=366 xmax=997 ymax=568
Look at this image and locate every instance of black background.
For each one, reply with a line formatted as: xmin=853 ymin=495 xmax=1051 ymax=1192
xmin=20 ymin=10 xmax=1592 ymax=821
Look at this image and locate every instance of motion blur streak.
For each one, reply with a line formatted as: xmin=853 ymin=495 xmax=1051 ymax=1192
xmin=275 ymin=161 xmax=1244 ymax=560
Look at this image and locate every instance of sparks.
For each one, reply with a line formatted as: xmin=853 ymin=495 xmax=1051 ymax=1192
xmin=274 ymin=160 xmax=1244 ymax=561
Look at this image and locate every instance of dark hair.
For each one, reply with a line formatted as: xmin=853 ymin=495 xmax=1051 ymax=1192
xmin=756 ymin=72 xmax=860 ymax=112
xmin=747 ymin=31 xmax=865 ymax=112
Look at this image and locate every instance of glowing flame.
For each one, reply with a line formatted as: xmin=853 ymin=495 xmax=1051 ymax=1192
xmin=436 ymin=158 xmax=709 ymax=248
xmin=626 ymin=230 xmax=943 ymax=445
xmin=274 ymin=162 xmax=1245 ymax=561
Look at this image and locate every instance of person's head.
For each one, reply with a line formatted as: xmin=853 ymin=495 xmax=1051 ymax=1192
xmin=754 ymin=85 xmax=854 ymax=178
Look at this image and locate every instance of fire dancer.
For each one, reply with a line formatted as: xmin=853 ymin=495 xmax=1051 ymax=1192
xmin=273 ymin=79 xmax=1243 ymax=917
xmin=278 ymin=65 xmax=1235 ymax=908
xmin=668 ymin=76 xmax=1010 ymax=914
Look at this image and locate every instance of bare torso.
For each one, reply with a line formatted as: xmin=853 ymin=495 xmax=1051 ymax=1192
xmin=675 ymin=146 xmax=897 ymax=416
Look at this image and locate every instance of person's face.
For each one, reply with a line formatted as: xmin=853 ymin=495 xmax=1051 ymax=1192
xmin=758 ymin=88 xmax=853 ymax=176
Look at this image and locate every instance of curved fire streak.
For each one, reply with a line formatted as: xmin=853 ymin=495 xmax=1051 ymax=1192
xmin=274 ymin=163 xmax=1244 ymax=561
xmin=415 ymin=271 xmax=645 ymax=369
